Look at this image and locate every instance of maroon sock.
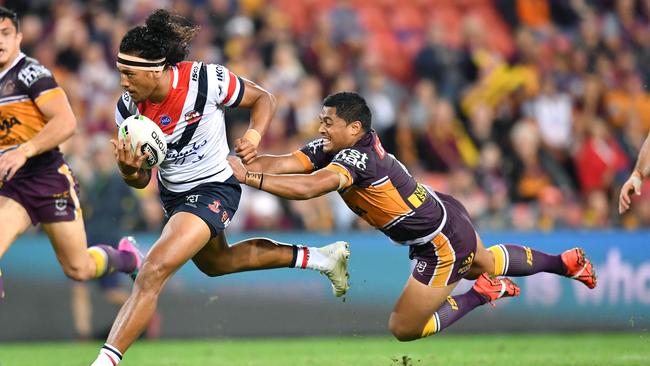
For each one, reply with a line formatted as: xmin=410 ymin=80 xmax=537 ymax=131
xmin=495 ymin=244 xmax=565 ymax=276
xmin=94 ymin=244 xmax=137 ymax=274
xmin=427 ymin=288 xmax=486 ymax=335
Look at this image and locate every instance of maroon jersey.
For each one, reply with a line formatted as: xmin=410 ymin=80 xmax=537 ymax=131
xmin=0 ymin=53 xmax=66 ymax=175
xmin=294 ymin=130 xmax=447 ymax=245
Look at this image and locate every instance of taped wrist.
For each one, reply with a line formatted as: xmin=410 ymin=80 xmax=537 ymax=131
xmin=245 ymin=171 xmax=264 ymax=189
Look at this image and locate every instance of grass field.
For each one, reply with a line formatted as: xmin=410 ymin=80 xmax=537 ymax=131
xmin=1 ymin=333 xmax=648 ymax=366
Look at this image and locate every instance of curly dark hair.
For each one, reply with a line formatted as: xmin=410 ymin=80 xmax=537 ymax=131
xmin=119 ymin=9 xmax=199 ymax=67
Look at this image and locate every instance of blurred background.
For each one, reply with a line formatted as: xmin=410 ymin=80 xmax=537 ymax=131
xmin=1 ymin=0 xmax=650 ymax=342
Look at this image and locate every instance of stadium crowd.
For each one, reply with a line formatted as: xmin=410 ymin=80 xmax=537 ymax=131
xmin=9 ymin=0 xmax=650 ymax=232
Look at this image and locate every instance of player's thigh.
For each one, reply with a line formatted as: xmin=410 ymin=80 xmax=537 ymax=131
xmin=142 ymin=211 xmax=212 ymax=281
xmin=41 ymin=216 xmax=91 ymax=270
xmin=466 ymin=232 xmax=495 ymax=279
xmin=191 ymin=231 xmax=228 ymax=268
xmin=390 ymin=276 xmax=458 ymax=337
xmin=0 ymin=196 xmax=32 ymax=258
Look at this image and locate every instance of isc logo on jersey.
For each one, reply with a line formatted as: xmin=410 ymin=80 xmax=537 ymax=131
xmin=119 ymin=115 xmax=168 ymax=169
xmin=334 ymin=149 xmax=369 ymax=170
xmin=18 ymin=64 xmax=51 ymax=87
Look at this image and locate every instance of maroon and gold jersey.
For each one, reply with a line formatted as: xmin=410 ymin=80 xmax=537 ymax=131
xmin=294 ymin=130 xmax=448 ymax=245
xmin=0 ymin=53 xmax=65 ymax=174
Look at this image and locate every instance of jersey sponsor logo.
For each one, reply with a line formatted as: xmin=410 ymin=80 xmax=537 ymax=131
xmin=416 ymin=260 xmax=427 ymax=274
xmin=333 ymin=149 xmax=369 ymax=170
xmin=191 ymin=65 xmax=199 ymax=82
xmin=0 ymin=115 xmax=21 ymax=139
xmin=18 ymin=64 xmax=52 ymax=87
xmin=160 ymin=115 xmax=172 ymax=126
xmin=185 ymin=194 xmax=201 ymax=208
xmin=215 ymin=65 xmax=225 ymax=82
xmin=166 ymin=139 xmax=208 ymax=165
xmin=122 ymin=92 xmax=131 ymax=103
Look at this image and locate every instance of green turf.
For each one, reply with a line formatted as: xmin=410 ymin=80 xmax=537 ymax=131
xmin=0 ymin=333 xmax=648 ymax=366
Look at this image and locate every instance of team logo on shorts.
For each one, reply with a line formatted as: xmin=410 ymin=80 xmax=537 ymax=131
xmin=457 ymin=252 xmax=475 ymax=275
xmin=416 ymin=260 xmax=427 ymax=274
xmin=54 ymin=198 xmax=67 ymax=213
xmin=208 ymin=200 xmax=221 ymax=213
xmin=160 ymin=115 xmax=172 ymax=126
xmin=221 ymin=210 xmax=229 ymax=223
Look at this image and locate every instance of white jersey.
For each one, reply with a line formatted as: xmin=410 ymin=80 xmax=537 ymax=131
xmin=115 ymin=61 xmax=245 ymax=192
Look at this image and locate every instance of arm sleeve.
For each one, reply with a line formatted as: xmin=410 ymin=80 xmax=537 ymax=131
xmin=296 ymin=138 xmax=334 ymax=171
xmin=115 ymin=92 xmax=137 ymax=127
xmin=206 ymin=63 xmax=245 ymax=108
xmin=19 ymin=62 xmax=60 ymax=102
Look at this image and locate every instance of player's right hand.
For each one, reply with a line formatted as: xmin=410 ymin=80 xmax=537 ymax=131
xmin=618 ymin=172 xmax=642 ymax=214
xmin=110 ymin=135 xmax=150 ymax=175
xmin=227 ymin=155 xmax=246 ymax=183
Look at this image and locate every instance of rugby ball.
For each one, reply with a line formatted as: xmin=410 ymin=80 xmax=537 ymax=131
xmin=118 ymin=115 xmax=168 ymax=169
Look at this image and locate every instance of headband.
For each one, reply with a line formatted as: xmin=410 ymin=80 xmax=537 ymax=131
xmin=116 ymin=53 xmax=166 ymax=71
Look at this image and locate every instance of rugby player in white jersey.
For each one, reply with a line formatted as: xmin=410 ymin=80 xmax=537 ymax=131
xmin=90 ymin=10 xmax=349 ymax=366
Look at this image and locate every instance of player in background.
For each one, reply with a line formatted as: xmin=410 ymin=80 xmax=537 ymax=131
xmin=619 ymin=129 xmax=650 ymax=213
xmin=229 ymin=92 xmax=597 ymax=341
xmin=90 ymin=10 xmax=349 ymax=366
xmin=0 ymin=7 xmax=141 ymax=299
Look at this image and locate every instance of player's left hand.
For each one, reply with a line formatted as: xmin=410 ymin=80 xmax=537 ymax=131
xmin=0 ymin=148 xmax=28 ymax=182
xmin=234 ymin=137 xmax=257 ymax=164
xmin=227 ymin=155 xmax=246 ymax=183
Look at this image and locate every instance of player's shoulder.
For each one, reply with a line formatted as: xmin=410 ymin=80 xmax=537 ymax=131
xmin=16 ymin=56 xmax=54 ymax=88
xmin=332 ymin=146 xmax=373 ymax=172
xmin=303 ymin=138 xmax=328 ymax=154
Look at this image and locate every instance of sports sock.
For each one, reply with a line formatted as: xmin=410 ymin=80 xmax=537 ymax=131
xmin=91 ymin=344 xmax=122 ymax=366
xmin=290 ymin=245 xmax=331 ymax=271
xmin=421 ymin=288 xmax=486 ymax=337
xmin=488 ymin=244 xmax=565 ymax=277
xmin=88 ymin=244 xmax=137 ymax=278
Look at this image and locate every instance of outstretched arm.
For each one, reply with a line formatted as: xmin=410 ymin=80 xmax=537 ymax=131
xmin=619 ymin=130 xmax=650 ymax=213
xmin=229 ymin=156 xmax=345 ymax=200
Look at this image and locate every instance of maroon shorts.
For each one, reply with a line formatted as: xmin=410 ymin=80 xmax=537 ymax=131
xmin=0 ymin=153 xmax=81 ymax=225
xmin=409 ymin=192 xmax=477 ymax=287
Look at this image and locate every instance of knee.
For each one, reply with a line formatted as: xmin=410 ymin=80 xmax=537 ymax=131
xmin=388 ymin=315 xmax=420 ymax=342
xmin=62 ymin=264 xmax=89 ymax=281
xmin=134 ymin=260 xmax=175 ymax=292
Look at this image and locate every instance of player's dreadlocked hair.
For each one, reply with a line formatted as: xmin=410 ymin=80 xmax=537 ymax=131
xmin=323 ymin=92 xmax=372 ymax=132
xmin=119 ymin=9 xmax=199 ymax=67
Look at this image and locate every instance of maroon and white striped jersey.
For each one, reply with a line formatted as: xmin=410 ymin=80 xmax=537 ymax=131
xmin=115 ymin=61 xmax=245 ymax=192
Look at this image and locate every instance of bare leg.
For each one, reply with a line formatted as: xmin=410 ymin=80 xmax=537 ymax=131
xmin=42 ymin=217 xmax=97 ymax=280
xmin=0 ymin=196 xmax=31 ymax=258
xmin=389 ymin=276 xmax=458 ymax=341
xmin=192 ymin=233 xmax=294 ymax=276
xmin=106 ymin=212 xmax=211 ymax=352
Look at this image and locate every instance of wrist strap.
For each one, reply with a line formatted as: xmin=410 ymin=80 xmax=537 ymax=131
xmin=245 ymin=171 xmax=264 ymax=189
xmin=18 ymin=141 xmax=36 ymax=158
xmin=243 ymin=129 xmax=262 ymax=147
